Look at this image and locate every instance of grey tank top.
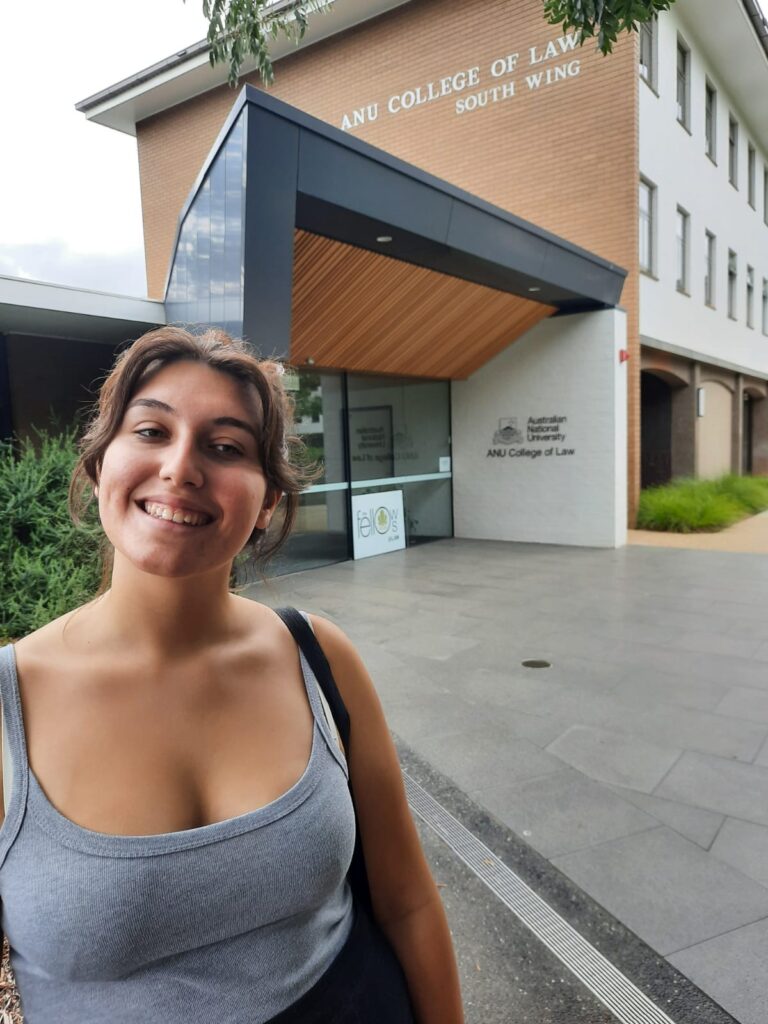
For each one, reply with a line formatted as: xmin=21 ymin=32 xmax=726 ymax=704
xmin=0 ymin=640 xmax=356 ymax=1024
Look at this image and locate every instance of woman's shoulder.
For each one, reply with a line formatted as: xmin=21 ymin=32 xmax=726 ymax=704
xmin=12 ymin=606 xmax=87 ymax=669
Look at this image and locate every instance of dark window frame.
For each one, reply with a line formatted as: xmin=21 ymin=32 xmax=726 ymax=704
xmin=704 ymin=80 xmax=717 ymax=162
xmin=704 ymin=230 xmax=716 ymax=308
xmin=675 ymin=205 xmax=690 ymax=293
xmin=676 ymin=37 xmax=691 ymax=130
xmin=729 ymin=115 xmax=739 ymax=188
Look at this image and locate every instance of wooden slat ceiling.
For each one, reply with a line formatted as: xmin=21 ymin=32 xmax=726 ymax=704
xmin=289 ymin=230 xmax=556 ymax=380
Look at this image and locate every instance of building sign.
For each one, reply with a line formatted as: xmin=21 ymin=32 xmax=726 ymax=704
xmin=341 ymin=33 xmax=581 ymax=130
xmin=351 ymin=490 xmax=406 ymax=559
xmin=487 ymin=414 xmax=575 ymax=459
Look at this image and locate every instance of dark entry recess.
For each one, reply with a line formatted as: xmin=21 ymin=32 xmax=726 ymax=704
xmin=743 ymin=393 xmax=754 ymax=474
xmin=641 ymin=371 xmax=673 ymax=488
xmin=0 ymin=335 xmax=13 ymax=442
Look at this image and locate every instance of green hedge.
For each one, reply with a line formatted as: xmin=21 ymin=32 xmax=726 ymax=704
xmin=1 ymin=428 xmax=102 ymax=643
xmin=637 ymin=474 xmax=768 ymax=533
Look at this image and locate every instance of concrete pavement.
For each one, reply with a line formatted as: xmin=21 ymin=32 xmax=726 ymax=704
xmin=252 ymin=530 xmax=768 ymax=1023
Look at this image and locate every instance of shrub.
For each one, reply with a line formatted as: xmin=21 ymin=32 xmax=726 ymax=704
xmin=1 ymin=427 xmax=102 ymax=643
xmin=713 ymin=473 xmax=768 ymax=514
xmin=637 ymin=474 xmax=768 ymax=533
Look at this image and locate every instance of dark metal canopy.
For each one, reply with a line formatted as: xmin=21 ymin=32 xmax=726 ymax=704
xmin=168 ymin=85 xmax=627 ymax=369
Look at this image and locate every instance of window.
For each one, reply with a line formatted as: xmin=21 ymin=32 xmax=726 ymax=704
xmin=763 ymin=279 xmax=768 ymax=335
xmin=676 ymin=207 xmax=689 ymax=292
xmin=676 ymin=39 xmax=690 ymax=128
xmin=705 ymin=231 xmax=716 ymax=307
xmin=705 ymin=81 xmax=717 ymax=161
xmin=639 ymin=178 xmax=655 ymax=274
xmin=748 ymin=145 xmax=756 ymax=208
xmin=639 ymin=20 xmax=656 ymax=88
xmin=729 ymin=116 xmax=739 ymax=186
xmin=728 ymin=250 xmax=738 ymax=319
xmin=747 ymin=266 xmax=755 ymax=328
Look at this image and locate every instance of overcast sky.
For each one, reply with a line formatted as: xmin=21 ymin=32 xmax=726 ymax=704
xmin=1 ymin=1 xmax=766 ymax=299
xmin=0 ymin=0 xmax=210 ymax=297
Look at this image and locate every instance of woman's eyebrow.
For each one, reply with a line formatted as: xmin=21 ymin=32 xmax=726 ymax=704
xmin=212 ymin=416 xmax=258 ymax=441
xmin=128 ymin=398 xmax=173 ymax=414
xmin=127 ymin=399 xmax=257 ymax=440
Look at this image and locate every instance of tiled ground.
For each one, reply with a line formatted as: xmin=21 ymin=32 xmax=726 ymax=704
xmin=253 ymin=538 xmax=768 ymax=1024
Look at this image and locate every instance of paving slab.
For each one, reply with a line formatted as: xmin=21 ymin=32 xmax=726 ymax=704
xmin=413 ymin=725 xmax=563 ymax=794
xmin=546 ymin=723 xmax=681 ymax=792
xmin=755 ymin=735 xmax=768 ymax=766
xmin=600 ymin=702 xmax=767 ymax=763
xmin=611 ymin=667 xmax=729 ymax=713
xmin=602 ymin=784 xmax=724 ymax=849
xmin=552 ymin=826 xmax=768 ymax=956
xmin=655 ymin=750 xmax=768 ymax=825
xmin=477 ymin=769 xmax=658 ymax=859
xmin=709 ymin=817 xmax=768 ymax=888
xmin=660 ymin=629 xmax=764 ymax=658
xmin=715 ymin=686 xmax=768 ymax=725
xmin=669 ymin=917 xmax=768 ymax=1024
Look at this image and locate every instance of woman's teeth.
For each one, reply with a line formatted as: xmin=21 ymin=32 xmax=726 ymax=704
xmin=143 ymin=502 xmax=210 ymax=526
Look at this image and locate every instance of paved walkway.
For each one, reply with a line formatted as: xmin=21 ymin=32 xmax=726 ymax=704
xmin=254 ymin=534 xmax=768 ymax=1024
xmin=629 ymin=509 xmax=768 ymax=552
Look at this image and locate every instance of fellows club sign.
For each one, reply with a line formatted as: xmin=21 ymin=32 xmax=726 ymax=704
xmin=351 ymin=490 xmax=406 ymax=559
xmin=340 ymin=32 xmax=582 ymax=130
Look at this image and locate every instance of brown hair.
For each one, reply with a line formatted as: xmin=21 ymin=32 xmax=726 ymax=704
xmin=69 ymin=326 xmax=313 ymax=590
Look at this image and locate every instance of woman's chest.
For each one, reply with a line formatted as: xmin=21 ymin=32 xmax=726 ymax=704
xmin=16 ymin=650 xmax=315 ymax=835
xmin=3 ymin=754 xmax=355 ymax=983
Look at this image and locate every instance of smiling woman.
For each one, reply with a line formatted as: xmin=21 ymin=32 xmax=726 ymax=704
xmin=0 ymin=326 xmax=464 ymax=1024
xmin=68 ymin=326 xmax=307 ymax=590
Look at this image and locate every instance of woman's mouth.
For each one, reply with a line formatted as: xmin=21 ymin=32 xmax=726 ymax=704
xmin=141 ymin=501 xmax=213 ymax=527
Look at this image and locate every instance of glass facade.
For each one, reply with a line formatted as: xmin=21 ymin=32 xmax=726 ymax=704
xmin=166 ymin=111 xmax=246 ymax=336
xmin=270 ymin=370 xmax=453 ymax=575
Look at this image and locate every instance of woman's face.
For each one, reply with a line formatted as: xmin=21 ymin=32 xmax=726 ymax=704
xmin=96 ymin=359 xmax=278 ymax=581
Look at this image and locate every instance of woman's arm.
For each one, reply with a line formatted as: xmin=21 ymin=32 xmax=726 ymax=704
xmin=310 ymin=616 xmax=464 ymax=1024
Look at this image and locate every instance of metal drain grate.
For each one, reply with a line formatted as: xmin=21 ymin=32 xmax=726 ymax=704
xmin=404 ymin=772 xmax=676 ymax=1024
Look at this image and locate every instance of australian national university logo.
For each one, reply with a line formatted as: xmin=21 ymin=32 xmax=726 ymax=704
xmin=487 ymin=415 xmax=574 ymax=460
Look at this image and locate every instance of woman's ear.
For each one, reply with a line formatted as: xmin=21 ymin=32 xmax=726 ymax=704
xmin=255 ymin=490 xmax=283 ymax=530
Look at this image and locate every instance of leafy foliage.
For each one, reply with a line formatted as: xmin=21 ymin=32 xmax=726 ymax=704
xmin=543 ymin=0 xmax=674 ymax=54
xmin=196 ymin=0 xmax=678 ymax=86
xmin=0 ymin=428 xmax=102 ymax=643
xmin=194 ymin=0 xmax=330 ymax=86
xmin=637 ymin=474 xmax=768 ymax=533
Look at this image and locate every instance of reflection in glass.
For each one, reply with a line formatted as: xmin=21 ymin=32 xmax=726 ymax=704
xmin=289 ymin=369 xmax=345 ymax=484
xmin=346 ymin=374 xmax=450 ymax=482
xmin=166 ymin=111 xmax=246 ymax=337
xmin=272 ymin=490 xmax=349 ymax=575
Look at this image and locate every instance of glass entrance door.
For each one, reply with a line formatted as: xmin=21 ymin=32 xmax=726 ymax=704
xmin=347 ymin=373 xmax=453 ymax=551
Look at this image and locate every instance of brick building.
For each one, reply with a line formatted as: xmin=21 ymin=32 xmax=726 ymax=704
xmin=2 ymin=0 xmax=766 ymax=572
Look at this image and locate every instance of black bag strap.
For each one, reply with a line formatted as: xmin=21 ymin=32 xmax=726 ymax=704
xmin=274 ymin=607 xmax=350 ymax=751
xmin=274 ymin=606 xmax=372 ymax=913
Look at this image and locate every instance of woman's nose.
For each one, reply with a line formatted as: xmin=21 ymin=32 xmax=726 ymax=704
xmin=159 ymin=439 xmax=204 ymax=487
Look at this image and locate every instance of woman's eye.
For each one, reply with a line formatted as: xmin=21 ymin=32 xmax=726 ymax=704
xmin=135 ymin=428 xmax=164 ymax=439
xmin=212 ymin=443 xmax=243 ymax=457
